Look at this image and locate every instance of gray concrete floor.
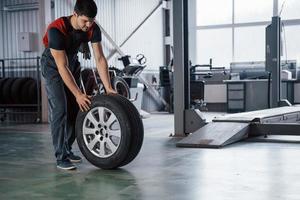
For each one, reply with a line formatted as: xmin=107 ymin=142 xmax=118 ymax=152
xmin=1 ymin=112 xmax=300 ymax=200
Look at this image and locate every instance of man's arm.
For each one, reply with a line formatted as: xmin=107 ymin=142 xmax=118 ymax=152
xmin=91 ymin=42 xmax=116 ymax=94
xmin=50 ymin=49 xmax=91 ymax=111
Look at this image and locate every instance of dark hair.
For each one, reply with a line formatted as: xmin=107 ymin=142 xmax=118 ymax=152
xmin=74 ymin=0 xmax=97 ymax=18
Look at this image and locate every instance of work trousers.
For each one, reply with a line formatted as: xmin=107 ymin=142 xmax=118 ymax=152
xmin=41 ymin=49 xmax=80 ymax=162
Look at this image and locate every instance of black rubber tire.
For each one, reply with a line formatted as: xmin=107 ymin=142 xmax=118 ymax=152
xmin=0 ymin=78 xmax=9 ymax=104
xmin=2 ymin=78 xmax=17 ymax=104
xmin=75 ymin=94 xmax=132 ymax=169
xmin=113 ymin=94 xmax=144 ymax=167
xmin=21 ymin=78 xmax=35 ymax=104
xmin=28 ymin=80 xmax=38 ymax=104
xmin=11 ymin=78 xmax=31 ymax=104
xmin=112 ymin=76 xmax=131 ymax=99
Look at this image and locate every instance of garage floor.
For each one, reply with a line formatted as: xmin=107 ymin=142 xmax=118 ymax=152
xmin=1 ymin=112 xmax=300 ymax=200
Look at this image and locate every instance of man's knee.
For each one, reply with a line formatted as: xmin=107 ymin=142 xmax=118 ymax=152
xmin=48 ymin=97 xmax=67 ymax=119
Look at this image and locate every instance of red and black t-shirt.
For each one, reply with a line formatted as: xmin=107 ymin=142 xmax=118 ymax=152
xmin=42 ymin=16 xmax=102 ymax=56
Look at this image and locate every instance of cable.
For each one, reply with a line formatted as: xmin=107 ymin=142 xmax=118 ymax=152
xmin=279 ymin=0 xmax=287 ymax=17
xmin=267 ymin=71 xmax=271 ymax=108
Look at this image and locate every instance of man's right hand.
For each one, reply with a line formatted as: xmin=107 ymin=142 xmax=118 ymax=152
xmin=76 ymin=92 xmax=91 ymax=112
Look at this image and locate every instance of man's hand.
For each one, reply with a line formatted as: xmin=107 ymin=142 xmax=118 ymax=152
xmin=106 ymin=88 xmax=117 ymax=94
xmin=76 ymin=92 xmax=92 ymax=112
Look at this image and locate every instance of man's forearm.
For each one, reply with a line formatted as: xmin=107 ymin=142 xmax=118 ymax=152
xmin=57 ymin=64 xmax=82 ymax=97
xmin=96 ymin=58 xmax=112 ymax=90
xmin=50 ymin=48 xmax=82 ymax=98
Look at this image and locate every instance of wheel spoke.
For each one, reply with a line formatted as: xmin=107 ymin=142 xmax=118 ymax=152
xmin=99 ymin=141 xmax=105 ymax=157
xmin=106 ymin=114 xmax=116 ymax=126
xmin=83 ymin=127 xmax=97 ymax=135
xmin=86 ymin=112 xmax=98 ymax=126
xmin=98 ymin=107 xmax=105 ymax=124
xmin=88 ymin=136 xmax=99 ymax=150
xmin=108 ymin=129 xmax=121 ymax=138
xmin=106 ymin=138 xmax=117 ymax=153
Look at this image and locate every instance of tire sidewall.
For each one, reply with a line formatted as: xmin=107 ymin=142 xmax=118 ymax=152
xmin=112 ymin=94 xmax=144 ymax=166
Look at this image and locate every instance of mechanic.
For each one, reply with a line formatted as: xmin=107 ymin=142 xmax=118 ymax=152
xmin=41 ymin=0 xmax=116 ymax=170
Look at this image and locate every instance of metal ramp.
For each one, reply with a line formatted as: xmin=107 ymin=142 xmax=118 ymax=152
xmin=177 ymin=122 xmax=250 ymax=148
xmin=213 ymin=106 xmax=300 ymax=123
xmin=177 ymin=106 xmax=300 ymax=148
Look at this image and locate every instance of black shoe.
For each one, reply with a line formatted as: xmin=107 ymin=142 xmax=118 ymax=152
xmin=68 ymin=154 xmax=82 ymax=163
xmin=57 ymin=159 xmax=76 ymax=170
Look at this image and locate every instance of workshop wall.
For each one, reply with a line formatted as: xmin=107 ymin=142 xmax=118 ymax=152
xmin=0 ymin=0 xmax=40 ymax=61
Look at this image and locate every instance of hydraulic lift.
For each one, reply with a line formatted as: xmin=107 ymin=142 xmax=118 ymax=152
xmin=172 ymin=0 xmax=300 ymax=148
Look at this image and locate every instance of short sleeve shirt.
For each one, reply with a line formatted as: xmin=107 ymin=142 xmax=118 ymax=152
xmin=43 ymin=16 xmax=101 ymax=55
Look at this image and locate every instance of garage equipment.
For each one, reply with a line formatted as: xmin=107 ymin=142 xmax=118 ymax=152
xmin=79 ymin=67 xmax=131 ymax=99
xmin=96 ymin=23 xmax=168 ymax=110
xmin=177 ymin=106 xmax=300 ymax=148
xmin=93 ymin=1 xmax=168 ymax=109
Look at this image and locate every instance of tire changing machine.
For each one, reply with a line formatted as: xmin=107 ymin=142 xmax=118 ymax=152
xmin=173 ymin=0 xmax=300 ymax=148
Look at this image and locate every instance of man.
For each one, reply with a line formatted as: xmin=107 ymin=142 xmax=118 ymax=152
xmin=41 ymin=0 xmax=116 ymax=170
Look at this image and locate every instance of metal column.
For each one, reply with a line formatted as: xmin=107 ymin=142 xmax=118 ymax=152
xmin=188 ymin=0 xmax=197 ymax=64
xmin=173 ymin=0 xmax=188 ymax=136
xmin=173 ymin=0 xmax=205 ymax=137
xmin=265 ymin=0 xmax=293 ymax=108
xmin=273 ymin=0 xmax=278 ymax=17
xmin=39 ymin=0 xmax=53 ymax=123
xmin=266 ymin=16 xmax=281 ymax=108
xmin=162 ymin=0 xmax=172 ymax=66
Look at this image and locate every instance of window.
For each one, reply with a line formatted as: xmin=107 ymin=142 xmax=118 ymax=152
xmin=282 ymin=25 xmax=300 ymax=62
xmin=196 ymin=0 xmax=232 ymax=26
xmin=235 ymin=0 xmax=273 ymax=23
xmin=234 ymin=26 xmax=265 ymax=62
xmin=196 ymin=28 xmax=232 ymax=68
xmin=193 ymin=0 xmax=300 ymax=68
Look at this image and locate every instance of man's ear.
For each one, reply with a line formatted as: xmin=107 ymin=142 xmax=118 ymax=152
xmin=73 ymin=11 xmax=78 ymax=17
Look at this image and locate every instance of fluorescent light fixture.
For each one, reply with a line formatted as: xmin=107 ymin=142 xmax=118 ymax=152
xmin=3 ymin=2 xmax=39 ymax=12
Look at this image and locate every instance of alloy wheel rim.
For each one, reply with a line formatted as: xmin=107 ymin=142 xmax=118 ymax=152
xmin=82 ymin=106 xmax=121 ymax=158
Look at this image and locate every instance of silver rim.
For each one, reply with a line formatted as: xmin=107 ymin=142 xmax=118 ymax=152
xmin=82 ymin=106 xmax=121 ymax=158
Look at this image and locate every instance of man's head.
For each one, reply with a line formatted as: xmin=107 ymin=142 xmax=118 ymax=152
xmin=73 ymin=0 xmax=97 ymax=32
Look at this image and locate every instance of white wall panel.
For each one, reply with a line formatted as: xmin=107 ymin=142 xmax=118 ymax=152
xmin=114 ymin=0 xmax=163 ymax=71
xmin=115 ymin=0 xmax=163 ymax=71
xmin=0 ymin=0 xmax=40 ymax=63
